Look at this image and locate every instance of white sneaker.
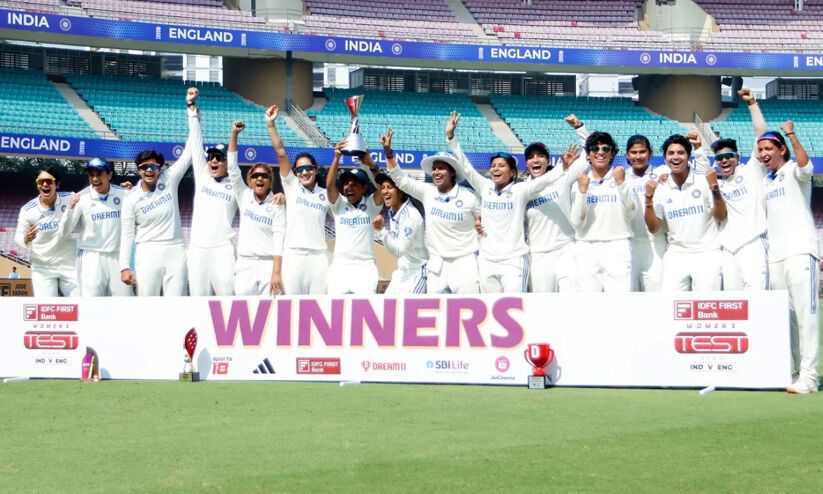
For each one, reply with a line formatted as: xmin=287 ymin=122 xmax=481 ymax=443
xmin=787 ymin=378 xmax=819 ymax=394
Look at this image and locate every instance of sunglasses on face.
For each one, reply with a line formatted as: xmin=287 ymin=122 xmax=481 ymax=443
xmin=590 ymin=145 xmax=613 ymax=154
xmin=207 ymin=153 xmax=226 ymax=162
xmin=714 ymin=152 xmax=737 ymax=161
xmin=295 ymin=165 xmax=316 ymax=174
xmin=138 ymin=163 xmax=160 ymax=172
xmin=250 ymin=172 xmax=271 ymax=180
xmin=35 ymin=178 xmax=55 ymax=186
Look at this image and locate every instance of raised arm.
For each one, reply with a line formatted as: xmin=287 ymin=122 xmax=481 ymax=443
xmin=781 ymin=121 xmax=809 ymax=169
xmin=566 ymin=114 xmax=590 ymax=146
xmin=686 ymin=132 xmax=710 ymax=175
xmin=57 ymin=193 xmax=83 ymax=238
xmin=644 ymin=180 xmax=663 ymax=234
xmin=227 ymin=120 xmax=247 ymax=198
xmin=264 ymin=105 xmax=291 ymax=180
xmin=707 ymin=168 xmax=727 ymax=222
xmin=445 ymin=111 xmax=488 ymax=193
xmin=326 ymin=139 xmax=346 ymax=205
xmin=167 ymin=87 xmax=200 ymax=186
xmin=385 ymin=130 xmax=428 ymax=201
xmin=737 ymin=89 xmax=767 ymax=159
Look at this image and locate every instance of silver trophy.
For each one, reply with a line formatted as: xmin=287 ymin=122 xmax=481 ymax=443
xmin=342 ymin=94 xmax=367 ymax=156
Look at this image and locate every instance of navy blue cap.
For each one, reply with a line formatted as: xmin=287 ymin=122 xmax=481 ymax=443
xmin=86 ymin=158 xmax=113 ymax=173
xmin=206 ymin=144 xmax=227 ymax=159
xmin=338 ymin=168 xmax=376 ymax=194
xmin=524 ymin=142 xmax=549 ymax=159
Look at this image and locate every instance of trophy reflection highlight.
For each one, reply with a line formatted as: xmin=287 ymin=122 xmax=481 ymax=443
xmin=524 ymin=343 xmax=555 ymax=389
xmin=341 ymin=94 xmax=366 ymax=155
xmin=81 ymin=346 xmax=99 ymax=382
xmin=180 ymin=328 xmax=200 ymax=382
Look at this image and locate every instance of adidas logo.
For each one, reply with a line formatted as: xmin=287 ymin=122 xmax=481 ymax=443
xmin=253 ymin=357 xmax=276 ymax=374
xmin=666 ymin=198 xmax=673 ymax=204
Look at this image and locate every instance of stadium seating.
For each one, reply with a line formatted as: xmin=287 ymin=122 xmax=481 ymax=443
xmin=695 ymin=0 xmax=823 ymax=52
xmin=64 ymin=73 xmax=306 ymax=147
xmin=302 ymin=0 xmax=481 ymax=42
xmin=462 ymin=0 xmax=680 ymax=49
xmin=488 ymin=94 xmax=688 ymax=156
xmin=310 ymin=88 xmax=507 ymax=153
xmin=0 ymin=68 xmax=97 ymax=139
xmin=712 ymin=98 xmax=823 ymax=155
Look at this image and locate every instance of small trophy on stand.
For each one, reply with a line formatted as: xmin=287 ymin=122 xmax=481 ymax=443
xmin=341 ymin=94 xmax=367 ymax=156
xmin=524 ymin=343 xmax=555 ymax=389
xmin=81 ymin=347 xmax=99 ymax=382
xmin=180 ymin=328 xmax=200 ymax=382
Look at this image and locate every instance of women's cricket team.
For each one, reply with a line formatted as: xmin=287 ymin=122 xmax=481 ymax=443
xmin=15 ymin=88 xmax=819 ymax=393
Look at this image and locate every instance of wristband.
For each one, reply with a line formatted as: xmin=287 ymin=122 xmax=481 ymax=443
xmin=573 ymin=123 xmax=583 ymax=129
xmin=645 ymin=202 xmax=654 ymax=208
xmin=710 ymin=184 xmax=720 ymax=193
xmin=187 ymin=103 xmax=196 ymax=107
xmin=384 ymin=150 xmax=394 ymax=159
xmin=785 ymin=132 xmax=795 ymax=136
xmin=644 ymin=194 xmax=653 ymax=199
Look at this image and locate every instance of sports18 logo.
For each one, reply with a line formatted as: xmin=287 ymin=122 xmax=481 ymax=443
xmin=674 ymin=332 xmax=748 ymax=354
xmin=23 ymin=331 xmax=79 ymax=350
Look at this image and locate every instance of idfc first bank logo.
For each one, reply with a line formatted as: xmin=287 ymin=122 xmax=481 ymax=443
xmin=24 ymin=304 xmax=79 ymax=321
xmin=674 ymin=300 xmax=748 ymax=321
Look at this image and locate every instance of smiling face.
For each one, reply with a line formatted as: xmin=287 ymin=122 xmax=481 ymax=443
xmin=431 ymin=161 xmax=456 ymax=193
xmin=342 ymin=177 xmax=367 ymax=205
xmin=626 ymin=143 xmax=651 ymax=175
xmin=137 ymin=161 xmax=161 ymax=190
xmin=588 ymin=142 xmax=615 ymax=173
xmin=665 ymin=143 xmax=690 ymax=176
xmin=713 ymin=147 xmax=739 ymax=178
xmin=36 ymin=171 xmax=58 ymax=205
xmin=248 ymin=165 xmax=272 ymax=201
xmin=757 ymin=139 xmax=787 ymax=173
xmin=87 ymin=168 xmax=112 ymax=195
xmin=207 ymin=153 xmax=228 ymax=179
xmin=489 ymin=157 xmax=515 ymax=189
xmin=381 ymin=181 xmax=404 ymax=210
xmin=294 ymin=156 xmax=317 ymax=190
xmin=526 ymin=149 xmax=549 ymax=178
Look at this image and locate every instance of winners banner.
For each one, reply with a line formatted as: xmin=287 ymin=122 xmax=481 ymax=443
xmin=0 ymin=292 xmax=791 ymax=389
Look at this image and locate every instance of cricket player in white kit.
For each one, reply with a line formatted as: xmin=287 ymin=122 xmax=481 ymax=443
xmin=623 ymin=134 xmax=670 ymax=292
xmin=645 ymin=135 xmax=727 ymax=291
xmin=120 ymin=88 xmax=199 ymax=296
xmin=372 ymin=129 xmax=428 ymax=294
xmin=447 ymin=111 xmax=581 ymax=293
xmin=59 ymin=158 xmax=133 ymax=296
xmin=756 ymin=123 xmax=819 ymax=394
xmin=275 ymin=108 xmax=330 ymax=295
xmin=325 ymin=140 xmax=384 ymax=295
xmin=386 ymin=130 xmax=481 ymax=294
xmin=227 ymin=116 xmax=286 ymax=296
xmin=15 ymin=165 xmax=79 ymax=296
xmin=692 ymin=89 xmax=769 ymax=291
xmin=570 ymin=131 xmax=636 ymax=292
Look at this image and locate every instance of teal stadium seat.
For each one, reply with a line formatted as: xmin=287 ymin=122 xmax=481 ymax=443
xmin=712 ymin=99 xmax=823 ymax=155
xmin=311 ymin=88 xmax=506 ymax=153
xmin=64 ymin=73 xmax=306 ymax=148
xmin=488 ymin=94 xmax=688 ymax=156
xmin=0 ymin=67 xmax=97 ymax=139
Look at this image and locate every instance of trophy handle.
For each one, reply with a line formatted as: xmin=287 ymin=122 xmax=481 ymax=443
xmin=523 ymin=348 xmax=533 ymax=367
xmin=546 ymin=348 xmax=555 ymax=367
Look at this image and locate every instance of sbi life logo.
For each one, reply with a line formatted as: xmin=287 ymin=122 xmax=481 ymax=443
xmin=426 ymin=360 xmax=470 ymax=370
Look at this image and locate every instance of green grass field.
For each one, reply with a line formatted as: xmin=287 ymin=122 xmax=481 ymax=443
xmin=1 ymin=331 xmax=821 ymax=492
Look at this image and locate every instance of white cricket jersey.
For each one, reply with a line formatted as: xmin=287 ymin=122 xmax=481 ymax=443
xmin=450 ymin=138 xmax=568 ymax=261
xmin=228 ymin=152 xmax=285 ymax=258
xmin=330 ymin=194 xmax=382 ymax=262
xmin=692 ymin=155 xmax=767 ymax=253
xmin=525 ymin=155 xmax=588 ymax=253
xmin=627 ymin=164 xmax=670 ymax=243
xmin=570 ymin=167 xmax=637 ymax=241
xmin=15 ymin=192 xmax=76 ymax=267
xmin=378 ymin=199 xmax=428 ymax=270
xmin=190 ymin=124 xmax=238 ymax=248
xmin=281 ymin=171 xmax=329 ymax=253
xmin=763 ymin=159 xmax=819 ymax=262
xmin=59 ymin=185 xmax=128 ymax=252
xmin=652 ymin=168 xmax=720 ymax=253
xmin=388 ymin=166 xmax=481 ymax=259
xmin=118 ymin=109 xmax=197 ymax=270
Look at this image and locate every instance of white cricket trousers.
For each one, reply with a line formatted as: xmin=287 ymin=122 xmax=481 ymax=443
xmin=134 ymin=242 xmax=187 ymax=296
xmin=31 ymin=261 xmax=79 ymax=297
xmin=479 ymin=254 xmax=529 ymax=293
xmin=632 ymin=237 xmax=666 ymax=292
xmin=426 ymin=253 xmax=480 ymax=294
xmin=575 ymin=239 xmax=632 ymax=292
xmin=78 ymin=250 xmax=133 ymax=296
xmin=661 ymin=249 xmax=722 ymax=291
xmin=770 ymin=254 xmax=819 ymax=386
xmin=282 ymin=249 xmax=329 ymax=295
xmin=385 ymin=264 xmax=427 ymax=295
xmin=235 ymin=256 xmax=274 ymax=296
xmin=529 ymin=243 xmax=576 ymax=293
xmin=721 ymin=234 xmax=769 ymax=291
xmin=188 ymin=244 xmax=236 ymax=296
xmin=326 ymin=259 xmax=378 ymax=295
